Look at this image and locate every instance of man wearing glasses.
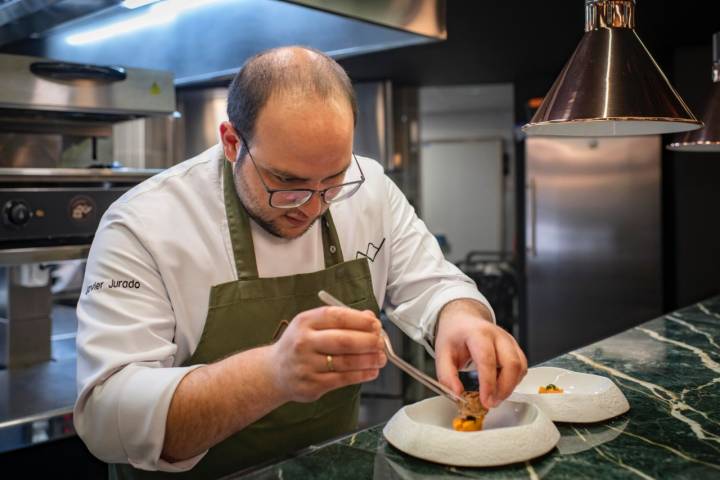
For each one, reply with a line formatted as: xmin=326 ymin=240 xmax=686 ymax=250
xmin=75 ymin=46 xmax=527 ymax=478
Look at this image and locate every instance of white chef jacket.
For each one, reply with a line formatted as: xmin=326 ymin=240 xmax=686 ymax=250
xmin=74 ymin=144 xmax=492 ymax=472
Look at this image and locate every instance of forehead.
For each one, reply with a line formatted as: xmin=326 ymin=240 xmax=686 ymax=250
xmin=252 ymin=92 xmax=354 ymax=169
xmin=256 ymin=92 xmax=353 ymax=138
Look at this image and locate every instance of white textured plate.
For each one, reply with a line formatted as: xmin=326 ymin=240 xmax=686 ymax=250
xmin=509 ymin=367 xmax=630 ymax=423
xmin=382 ymin=396 xmax=560 ymax=467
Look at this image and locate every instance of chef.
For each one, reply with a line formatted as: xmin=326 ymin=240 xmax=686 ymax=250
xmin=74 ymin=46 xmax=527 ymax=478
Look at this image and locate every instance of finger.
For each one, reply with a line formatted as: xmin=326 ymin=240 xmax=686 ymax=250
xmin=494 ymin=335 xmax=526 ymax=402
xmin=311 ymin=329 xmax=383 ymax=355
xmin=319 ymin=352 xmax=387 ymax=373
xmin=435 ymin=345 xmax=465 ymax=396
xmin=309 ymin=306 xmax=380 ymax=332
xmin=515 ymin=343 xmax=529 ymax=379
xmin=508 ymin=335 xmax=529 ymax=382
xmin=467 ymin=335 xmax=497 ymax=410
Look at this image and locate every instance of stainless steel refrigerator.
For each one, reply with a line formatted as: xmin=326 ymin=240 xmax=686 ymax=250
xmin=524 ymin=136 xmax=663 ymax=363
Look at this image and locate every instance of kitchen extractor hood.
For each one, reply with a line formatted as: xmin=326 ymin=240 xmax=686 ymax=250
xmin=0 ymin=0 xmax=122 ymax=46
xmin=0 ymin=0 xmax=446 ymax=86
xmin=523 ymin=0 xmax=702 ymax=137
xmin=667 ymin=32 xmax=720 ymax=152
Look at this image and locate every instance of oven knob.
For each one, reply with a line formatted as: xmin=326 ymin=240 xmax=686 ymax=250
xmin=4 ymin=201 xmax=31 ymax=226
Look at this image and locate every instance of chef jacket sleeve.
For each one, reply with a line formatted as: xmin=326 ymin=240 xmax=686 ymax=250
xmin=381 ymin=176 xmax=496 ymax=356
xmin=74 ymin=206 xmax=206 ymax=472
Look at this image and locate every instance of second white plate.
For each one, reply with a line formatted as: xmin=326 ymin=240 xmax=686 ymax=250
xmin=509 ymin=366 xmax=630 ymax=423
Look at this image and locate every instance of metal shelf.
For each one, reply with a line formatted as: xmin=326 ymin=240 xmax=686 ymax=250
xmin=0 ymin=245 xmax=89 ymax=266
xmin=0 ymin=167 xmax=160 ymax=183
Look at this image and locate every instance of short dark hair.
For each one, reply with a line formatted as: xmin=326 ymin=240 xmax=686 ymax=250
xmin=227 ymin=46 xmax=357 ymax=156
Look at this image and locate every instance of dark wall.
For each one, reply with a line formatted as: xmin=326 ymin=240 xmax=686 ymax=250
xmin=339 ymin=1 xmax=720 ymax=89
xmin=668 ymin=46 xmax=720 ymax=308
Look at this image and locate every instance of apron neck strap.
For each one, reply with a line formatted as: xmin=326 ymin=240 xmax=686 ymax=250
xmin=321 ymin=209 xmax=344 ymax=268
xmin=223 ymin=159 xmax=259 ymax=279
xmin=222 ymin=160 xmax=345 ymax=280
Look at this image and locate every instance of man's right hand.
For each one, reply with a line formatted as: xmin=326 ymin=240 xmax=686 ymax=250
xmin=269 ymin=306 xmax=387 ymax=403
xmin=162 ymin=306 xmax=386 ymax=461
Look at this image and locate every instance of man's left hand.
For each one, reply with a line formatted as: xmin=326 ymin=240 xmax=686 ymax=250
xmin=434 ymin=299 xmax=527 ymax=410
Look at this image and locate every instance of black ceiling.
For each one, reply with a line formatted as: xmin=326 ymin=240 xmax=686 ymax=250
xmin=338 ymin=0 xmax=720 ymax=89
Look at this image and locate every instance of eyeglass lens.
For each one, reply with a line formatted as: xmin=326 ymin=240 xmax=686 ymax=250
xmin=270 ymin=183 xmax=361 ymax=208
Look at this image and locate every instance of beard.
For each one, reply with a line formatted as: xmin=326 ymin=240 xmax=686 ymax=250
xmin=232 ymin=161 xmax=321 ymax=239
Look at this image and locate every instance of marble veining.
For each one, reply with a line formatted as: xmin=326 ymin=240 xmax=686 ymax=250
xmin=525 ymin=462 xmax=540 ymax=480
xmin=229 ymin=296 xmax=720 ymax=479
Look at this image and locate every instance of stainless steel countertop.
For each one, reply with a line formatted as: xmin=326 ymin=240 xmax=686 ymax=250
xmin=0 ymin=304 xmax=77 ymax=453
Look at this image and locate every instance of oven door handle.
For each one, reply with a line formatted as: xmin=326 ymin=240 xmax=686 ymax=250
xmin=30 ymin=62 xmax=127 ymax=82
xmin=526 ymin=178 xmax=538 ymax=257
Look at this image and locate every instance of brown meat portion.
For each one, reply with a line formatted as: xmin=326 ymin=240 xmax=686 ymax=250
xmin=458 ymin=391 xmax=488 ymax=419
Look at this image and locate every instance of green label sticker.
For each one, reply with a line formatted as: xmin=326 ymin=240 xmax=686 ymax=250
xmin=150 ymin=82 xmax=161 ymax=95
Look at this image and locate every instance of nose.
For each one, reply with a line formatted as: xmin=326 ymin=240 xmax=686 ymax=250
xmin=297 ymin=190 xmax=323 ymax=218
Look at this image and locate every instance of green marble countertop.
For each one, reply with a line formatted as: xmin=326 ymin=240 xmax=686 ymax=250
xmin=227 ymin=296 xmax=720 ymax=479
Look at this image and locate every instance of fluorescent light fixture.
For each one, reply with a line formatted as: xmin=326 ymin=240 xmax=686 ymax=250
xmin=523 ymin=0 xmax=701 ymax=137
xmin=67 ymin=0 xmax=224 ymax=46
xmin=66 ymin=9 xmax=175 ymax=45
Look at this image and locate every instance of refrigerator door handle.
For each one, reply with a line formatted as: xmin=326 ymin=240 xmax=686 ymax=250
xmin=526 ymin=178 xmax=537 ymax=257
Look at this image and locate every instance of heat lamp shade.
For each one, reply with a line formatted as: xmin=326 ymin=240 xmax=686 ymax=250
xmin=523 ymin=28 xmax=702 ymax=137
xmin=667 ymin=81 xmax=720 ymax=151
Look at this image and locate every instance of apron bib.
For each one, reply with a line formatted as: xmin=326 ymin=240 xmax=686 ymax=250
xmin=112 ymin=160 xmax=378 ymax=479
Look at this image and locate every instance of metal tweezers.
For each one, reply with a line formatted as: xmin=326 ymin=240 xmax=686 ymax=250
xmin=318 ymin=290 xmax=467 ymax=408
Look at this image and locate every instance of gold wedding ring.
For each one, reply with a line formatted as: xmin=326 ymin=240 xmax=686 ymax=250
xmin=326 ymin=354 xmax=335 ymax=372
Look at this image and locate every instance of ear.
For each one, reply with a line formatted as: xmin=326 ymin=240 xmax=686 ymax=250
xmin=219 ymin=121 xmax=241 ymax=163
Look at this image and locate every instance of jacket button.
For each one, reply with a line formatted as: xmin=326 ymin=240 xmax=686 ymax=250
xmin=329 ymin=245 xmax=337 ymax=254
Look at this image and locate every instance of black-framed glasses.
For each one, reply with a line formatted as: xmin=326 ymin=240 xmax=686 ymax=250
xmin=239 ymin=136 xmax=365 ymax=209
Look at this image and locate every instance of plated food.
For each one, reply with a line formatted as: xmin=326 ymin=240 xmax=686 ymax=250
xmin=538 ymin=383 xmax=564 ymax=394
xmin=510 ymin=367 xmax=630 ymax=422
xmin=452 ymin=391 xmax=487 ymax=431
xmin=383 ymin=396 xmax=560 ymax=467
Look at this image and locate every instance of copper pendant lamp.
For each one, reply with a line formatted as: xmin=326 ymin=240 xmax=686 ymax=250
xmin=667 ymin=32 xmax=720 ymax=151
xmin=523 ymin=0 xmax=702 ymax=137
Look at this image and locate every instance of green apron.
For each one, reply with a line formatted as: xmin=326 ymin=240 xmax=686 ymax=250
xmin=111 ymin=160 xmax=379 ymax=479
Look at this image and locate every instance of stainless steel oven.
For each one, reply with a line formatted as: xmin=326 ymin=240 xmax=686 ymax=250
xmin=0 ymin=52 xmax=174 ymax=454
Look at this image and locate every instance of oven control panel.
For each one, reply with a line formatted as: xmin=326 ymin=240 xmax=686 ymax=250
xmin=0 ymin=187 xmax=130 ymax=246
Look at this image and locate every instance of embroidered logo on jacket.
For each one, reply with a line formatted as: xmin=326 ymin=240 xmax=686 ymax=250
xmin=356 ymin=238 xmax=386 ymax=262
xmin=85 ymin=279 xmax=141 ymax=295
